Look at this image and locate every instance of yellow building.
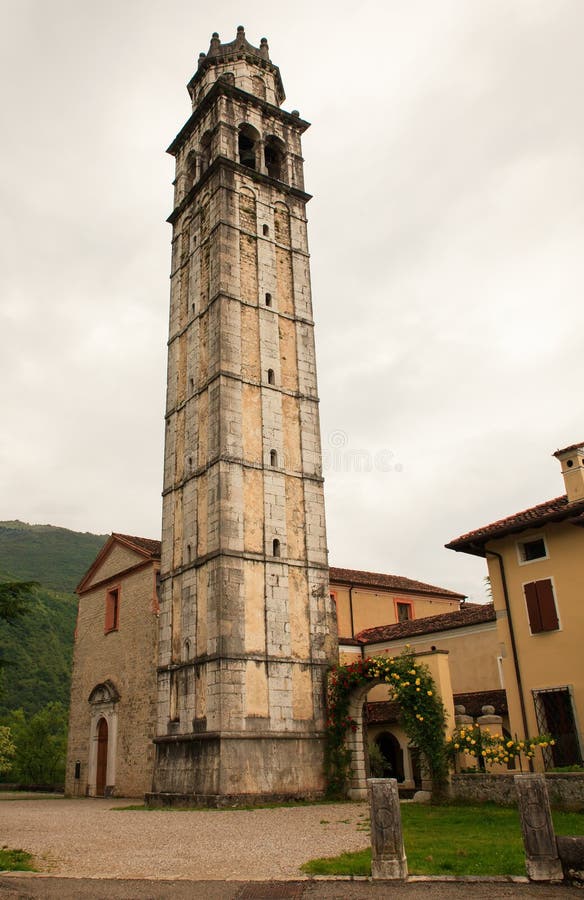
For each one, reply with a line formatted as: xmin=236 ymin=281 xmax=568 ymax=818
xmin=330 ymin=566 xmax=463 ymax=642
xmin=331 ymin=569 xmax=504 ymax=788
xmin=447 ymin=440 xmax=584 ymax=771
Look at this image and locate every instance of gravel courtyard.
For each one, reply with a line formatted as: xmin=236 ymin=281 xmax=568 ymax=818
xmin=0 ymin=795 xmax=370 ymax=880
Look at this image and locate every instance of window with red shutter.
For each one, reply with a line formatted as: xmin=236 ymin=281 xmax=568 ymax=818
xmin=105 ymin=588 xmax=119 ymax=633
xmin=535 ymin=579 xmax=559 ymax=632
xmin=524 ymin=578 xmax=558 ymax=634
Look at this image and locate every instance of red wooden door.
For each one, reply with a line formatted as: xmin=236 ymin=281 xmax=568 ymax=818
xmin=96 ymin=718 xmax=108 ymax=796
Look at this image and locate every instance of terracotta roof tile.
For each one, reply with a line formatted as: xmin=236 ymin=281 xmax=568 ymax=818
xmin=453 ymin=689 xmax=508 ymax=718
xmin=329 ymin=566 xmax=465 ymax=600
xmin=112 ymin=533 xmax=161 ymax=558
xmin=365 ymin=689 xmax=508 ymax=725
xmin=553 ymin=441 xmax=584 ymax=457
xmin=446 ymin=495 xmax=584 ymax=555
xmin=355 ymin=602 xmax=495 ymax=644
xmin=365 ymin=700 xmax=400 ymax=724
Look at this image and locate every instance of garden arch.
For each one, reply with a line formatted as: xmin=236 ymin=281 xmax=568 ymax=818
xmin=325 ymin=652 xmax=452 ymax=800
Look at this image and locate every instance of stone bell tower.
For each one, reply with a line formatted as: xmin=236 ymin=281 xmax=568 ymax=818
xmin=149 ymin=27 xmax=338 ymax=803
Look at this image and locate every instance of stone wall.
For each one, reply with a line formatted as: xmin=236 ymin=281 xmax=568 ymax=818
xmin=450 ymin=773 xmax=584 ymax=810
xmin=65 ymin=557 xmax=159 ymax=798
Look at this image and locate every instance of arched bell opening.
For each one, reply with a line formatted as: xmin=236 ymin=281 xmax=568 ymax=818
xmin=238 ymin=123 xmax=260 ymax=171
xmin=264 ymin=135 xmax=286 ymax=182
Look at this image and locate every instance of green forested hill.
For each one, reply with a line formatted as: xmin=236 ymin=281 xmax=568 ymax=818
xmin=0 ymin=521 xmax=107 ymax=593
xmin=0 ymin=521 xmax=108 ymax=716
xmin=0 ymin=585 xmax=77 ymax=717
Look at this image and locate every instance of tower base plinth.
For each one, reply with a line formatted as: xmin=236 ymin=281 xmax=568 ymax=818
xmin=146 ymin=731 xmax=328 ymax=806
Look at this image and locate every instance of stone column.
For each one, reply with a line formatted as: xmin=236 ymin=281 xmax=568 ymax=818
xmin=367 ymin=778 xmax=408 ymax=881
xmin=514 ymin=774 xmax=563 ymax=882
xmin=453 ymin=704 xmax=475 ymax=772
xmin=477 ymin=704 xmax=503 ymax=737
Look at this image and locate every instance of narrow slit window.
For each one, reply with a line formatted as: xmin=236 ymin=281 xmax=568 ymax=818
xmin=263 ymin=224 xmax=269 ymax=236
xmin=265 ymin=293 xmax=272 ymax=306
xmin=267 ymin=369 xmax=275 ymax=385
xmin=270 ymin=450 xmax=278 ymax=467
xmin=272 ymin=538 xmax=281 ymax=557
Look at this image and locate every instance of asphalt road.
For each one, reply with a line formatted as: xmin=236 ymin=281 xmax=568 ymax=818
xmin=0 ymin=878 xmax=582 ymax=899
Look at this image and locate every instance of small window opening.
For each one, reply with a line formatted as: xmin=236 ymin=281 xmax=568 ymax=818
xmin=267 ymin=369 xmax=275 ymax=385
xmin=272 ymin=538 xmax=281 ymax=557
xmin=190 ymin=378 xmax=194 ymax=391
xmin=265 ymin=293 xmax=272 ymax=306
xmin=200 ymin=132 xmax=212 ymax=174
xmin=262 ymin=224 xmax=269 ymax=236
xmin=396 ymin=601 xmax=412 ymax=623
xmin=187 ymin=543 xmax=192 ymax=562
xmin=270 ymin=450 xmax=278 ymax=467
xmin=184 ymin=639 xmax=190 ymax=661
xmin=518 ymin=537 xmax=547 ymax=563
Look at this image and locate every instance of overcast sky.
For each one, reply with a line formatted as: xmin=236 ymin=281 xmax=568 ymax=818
xmin=1 ymin=0 xmax=583 ymax=602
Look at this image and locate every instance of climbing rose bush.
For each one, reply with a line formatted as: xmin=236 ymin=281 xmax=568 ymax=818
xmin=325 ymin=650 xmax=449 ymax=798
xmin=447 ymin=722 xmax=555 ymax=768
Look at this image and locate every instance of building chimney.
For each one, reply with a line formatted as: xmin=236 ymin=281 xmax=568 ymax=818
xmin=553 ymin=441 xmax=584 ymax=503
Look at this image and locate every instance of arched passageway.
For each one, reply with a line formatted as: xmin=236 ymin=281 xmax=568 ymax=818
xmin=374 ymin=731 xmax=405 ymax=782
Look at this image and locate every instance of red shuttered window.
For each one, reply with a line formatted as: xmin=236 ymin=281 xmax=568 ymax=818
xmin=105 ymin=587 xmax=120 ymax=633
xmin=524 ymin=579 xmax=559 ymax=634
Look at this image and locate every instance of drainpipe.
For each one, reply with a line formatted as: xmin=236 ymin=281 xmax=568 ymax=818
xmin=484 ymin=547 xmax=532 ymax=769
xmin=349 ymin=585 xmax=355 ymax=639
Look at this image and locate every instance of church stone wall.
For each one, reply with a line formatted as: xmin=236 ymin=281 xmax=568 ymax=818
xmin=65 ymin=561 xmax=159 ymax=798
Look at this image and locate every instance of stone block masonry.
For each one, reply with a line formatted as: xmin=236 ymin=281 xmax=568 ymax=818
xmin=150 ymin=27 xmax=338 ymax=804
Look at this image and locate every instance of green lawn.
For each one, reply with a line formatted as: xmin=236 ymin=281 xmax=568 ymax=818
xmin=0 ymin=847 xmax=35 ymax=872
xmin=301 ymin=803 xmax=584 ymax=877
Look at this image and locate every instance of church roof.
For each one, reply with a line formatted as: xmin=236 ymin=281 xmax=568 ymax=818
xmin=446 ymin=494 xmax=584 ymax=556
xmin=330 ymin=566 xmax=465 ymax=600
xmin=111 ymin=534 xmax=161 ymax=558
xmin=355 ymin=602 xmax=495 ymax=644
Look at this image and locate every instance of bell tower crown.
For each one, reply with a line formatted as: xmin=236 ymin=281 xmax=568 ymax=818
xmin=188 ymin=26 xmax=285 ymax=109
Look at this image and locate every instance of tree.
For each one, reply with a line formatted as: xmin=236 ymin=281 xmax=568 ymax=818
xmin=0 ymin=581 xmax=37 ymax=627
xmin=0 ymin=580 xmax=38 ymax=698
xmin=0 ymin=726 xmax=15 ymax=774
xmin=7 ymin=702 xmax=68 ymax=784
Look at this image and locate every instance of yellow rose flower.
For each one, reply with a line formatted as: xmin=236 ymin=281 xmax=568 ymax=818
xmin=427 ymin=690 xmax=433 ymax=696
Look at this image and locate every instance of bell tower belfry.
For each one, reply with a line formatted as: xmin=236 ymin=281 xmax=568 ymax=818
xmin=150 ymin=27 xmax=338 ymax=803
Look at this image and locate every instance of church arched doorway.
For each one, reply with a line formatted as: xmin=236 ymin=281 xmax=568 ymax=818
xmin=95 ymin=717 xmax=108 ymax=796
